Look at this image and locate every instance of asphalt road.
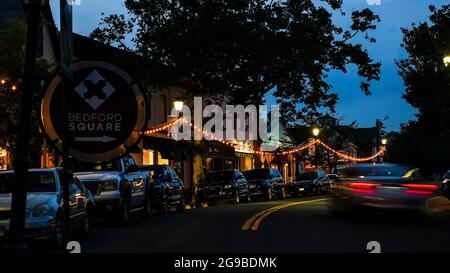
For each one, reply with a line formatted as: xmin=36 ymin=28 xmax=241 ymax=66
xmin=75 ymin=195 xmax=450 ymax=253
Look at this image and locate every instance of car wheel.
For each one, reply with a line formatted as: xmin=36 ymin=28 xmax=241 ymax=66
xmin=176 ymin=194 xmax=186 ymax=212
xmin=158 ymin=194 xmax=171 ymax=213
xmin=245 ymin=193 xmax=252 ymax=203
xmin=315 ymin=186 xmax=322 ymax=196
xmin=142 ymin=193 xmax=152 ymax=218
xmin=81 ymin=210 xmax=90 ymax=234
xmin=279 ymin=187 xmax=286 ymax=200
xmin=291 ymin=190 xmax=298 ymax=198
xmin=265 ymin=187 xmax=273 ymax=201
xmin=116 ymin=197 xmax=130 ymax=225
xmin=52 ymin=214 xmax=66 ymax=249
xmin=234 ymin=190 xmax=240 ymax=204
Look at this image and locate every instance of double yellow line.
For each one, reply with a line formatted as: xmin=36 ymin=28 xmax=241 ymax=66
xmin=241 ymin=198 xmax=329 ymax=231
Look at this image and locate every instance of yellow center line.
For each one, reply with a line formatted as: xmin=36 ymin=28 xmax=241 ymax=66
xmin=242 ymin=198 xmax=329 ymax=231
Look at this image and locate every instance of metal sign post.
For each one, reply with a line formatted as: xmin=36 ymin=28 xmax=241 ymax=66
xmin=7 ymin=0 xmax=48 ymax=252
xmin=60 ymin=0 xmax=74 ymax=246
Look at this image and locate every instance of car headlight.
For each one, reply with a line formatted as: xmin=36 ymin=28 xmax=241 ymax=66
xmin=224 ymin=184 xmax=232 ymax=189
xmin=33 ymin=204 xmax=51 ymax=217
xmin=100 ymin=180 xmax=118 ymax=191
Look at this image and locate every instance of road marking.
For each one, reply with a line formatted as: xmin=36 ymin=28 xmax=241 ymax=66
xmin=241 ymin=198 xmax=329 ymax=231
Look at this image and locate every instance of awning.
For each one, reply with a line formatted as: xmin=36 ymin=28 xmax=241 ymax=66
xmin=143 ymin=134 xmax=190 ymax=161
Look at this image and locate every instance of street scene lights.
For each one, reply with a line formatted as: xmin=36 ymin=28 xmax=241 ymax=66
xmin=444 ymin=55 xmax=450 ymax=67
xmin=312 ymin=127 xmax=320 ymax=137
xmin=381 ymin=138 xmax=388 ymax=145
xmin=174 ymin=99 xmax=184 ymax=111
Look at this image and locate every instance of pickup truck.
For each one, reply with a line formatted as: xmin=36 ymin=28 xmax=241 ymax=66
xmin=70 ymin=154 xmax=152 ymax=224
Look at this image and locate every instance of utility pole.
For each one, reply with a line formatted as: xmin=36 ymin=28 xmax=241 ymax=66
xmin=60 ymin=0 xmax=74 ymax=245
xmin=376 ymin=119 xmax=381 ymax=163
xmin=7 ymin=0 xmax=48 ymax=252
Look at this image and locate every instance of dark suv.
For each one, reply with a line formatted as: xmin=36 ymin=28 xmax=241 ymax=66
xmin=243 ymin=168 xmax=286 ymax=200
xmin=198 ymin=169 xmax=251 ymax=204
xmin=289 ymin=170 xmax=330 ymax=196
xmin=141 ymin=165 xmax=185 ymax=213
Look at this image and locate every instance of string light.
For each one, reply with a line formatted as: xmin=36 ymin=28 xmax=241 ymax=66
xmin=1 ymin=79 xmax=6 ymax=85
xmin=143 ymin=119 xmax=386 ymax=161
xmin=144 ymin=118 xmax=183 ymax=135
xmin=315 ymin=139 xmax=385 ymax=162
xmin=11 ymin=85 xmax=17 ymax=91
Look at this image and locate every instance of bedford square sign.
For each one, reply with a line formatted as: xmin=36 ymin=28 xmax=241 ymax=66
xmin=41 ymin=61 xmax=147 ymax=163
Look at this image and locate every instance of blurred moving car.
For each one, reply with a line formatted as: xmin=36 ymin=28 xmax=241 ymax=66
xmin=441 ymin=170 xmax=450 ymax=198
xmin=198 ymin=169 xmax=251 ymax=204
xmin=72 ymin=154 xmax=152 ymax=224
xmin=289 ymin=170 xmax=330 ymax=197
xmin=243 ymin=168 xmax=286 ymax=200
xmin=140 ymin=165 xmax=185 ymax=213
xmin=330 ymin=163 xmax=439 ymax=214
xmin=0 ymin=168 xmax=93 ymax=247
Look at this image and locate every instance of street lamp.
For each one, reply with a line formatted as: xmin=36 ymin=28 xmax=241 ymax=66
xmin=444 ymin=55 xmax=450 ymax=67
xmin=381 ymin=138 xmax=387 ymax=145
xmin=312 ymin=127 xmax=320 ymax=137
xmin=174 ymin=99 xmax=184 ymax=111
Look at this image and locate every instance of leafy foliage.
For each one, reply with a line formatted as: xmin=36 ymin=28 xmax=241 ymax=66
xmin=392 ymin=5 xmax=450 ymax=174
xmin=0 ymin=20 xmax=53 ymax=165
xmin=90 ymin=0 xmax=381 ymax=124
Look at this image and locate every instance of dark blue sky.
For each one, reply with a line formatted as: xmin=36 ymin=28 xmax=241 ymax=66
xmin=50 ymin=0 xmax=448 ymax=131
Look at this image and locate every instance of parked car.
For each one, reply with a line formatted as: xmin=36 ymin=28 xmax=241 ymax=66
xmin=140 ymin=165 xmax=185 ymax=213
xmin=71 ymin=154 xmax=152 ymax=224
xmin=0 ymin=168 xmax=93 ymax=247
xmin=329 ymin=164 xmax=439 ymax=214
xmin=289 ymin=170 xmax=330 ymax=196
xmin=243 ymin=168 xmax=286 ymax=200
xmin=327 ymin=174 xmax=340 ymax=189
xmin=198 ymin=169 xmax=251 ymax=204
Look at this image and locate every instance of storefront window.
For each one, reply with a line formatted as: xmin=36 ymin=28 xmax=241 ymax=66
xmin=143 ymin=149 xmax=155 ymax=165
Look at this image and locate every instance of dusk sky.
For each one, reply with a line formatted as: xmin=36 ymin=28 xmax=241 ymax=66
xmin=50 ymin=0 xmax=448 ymax=131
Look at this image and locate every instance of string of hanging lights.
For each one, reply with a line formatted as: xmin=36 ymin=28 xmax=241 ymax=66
xmin=142 ymin=118 xmax=385 ymax=161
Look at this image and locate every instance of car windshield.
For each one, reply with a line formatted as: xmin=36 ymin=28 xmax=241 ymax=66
xmin=205 ymin=171 xmax=234 ymax=183
xmin=298 ymin=172 xmax=318 ymax=180
xmin=244 ymin=169 xmax=270 ymax=180
xmin=0 ymin=171 xmax=56 ymax=193
xmin=341 ymin=165 xmax=413 ymax=177
xmin=70 ymin=160 xmax=122 ymax=172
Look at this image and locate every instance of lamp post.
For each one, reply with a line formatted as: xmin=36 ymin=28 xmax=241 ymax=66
xmin=444 ymin=55 xmax=450 ymax=67
xmin=380 ymin=138 xmax=387 ymax=163
xmin=311 ymin=127 xmax=320 ymax=170
xmin=7 ymin=0 xmax=49 ymax=252
xmin=174 ymin=99 xmax=184 ymax=111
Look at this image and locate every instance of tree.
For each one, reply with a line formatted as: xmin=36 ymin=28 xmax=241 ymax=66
xmin=90 ymin=0 xmax=381 ymax=124
xmin=393 ymin=5 xmax=450 ymax=174
xmin=0 ymin=20 xmax=52 ymax=167
xmin=308 ymin=114 xmax=357 ymax=173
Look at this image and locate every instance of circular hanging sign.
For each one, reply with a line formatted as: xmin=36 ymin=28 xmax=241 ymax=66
xmin=41 ymin=60 xmax=147 ymax=163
